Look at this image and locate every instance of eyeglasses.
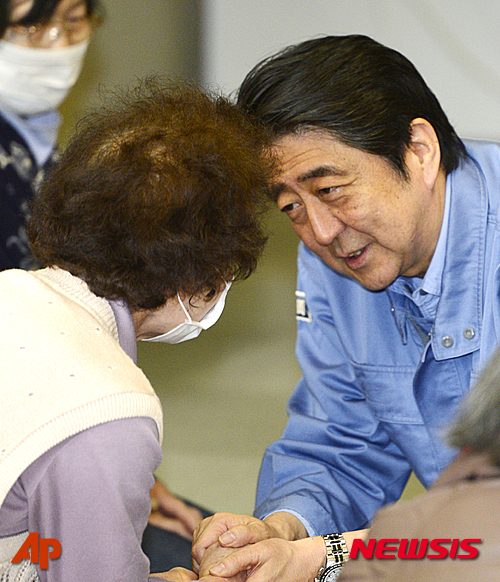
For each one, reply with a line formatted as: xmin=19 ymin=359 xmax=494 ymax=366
xmin=4 ymin=13 xmax=101 ymax=48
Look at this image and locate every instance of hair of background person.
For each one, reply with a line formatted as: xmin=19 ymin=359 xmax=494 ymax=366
xmin=0 ymin=0 xmax=101 ymax=38
xmin=448 ymin=347 xmax=500 ymax=467
xmin=28 ymin=78 xmax=272 ymax=311
xmin=237 ymin=34 xmax=467 ymax=182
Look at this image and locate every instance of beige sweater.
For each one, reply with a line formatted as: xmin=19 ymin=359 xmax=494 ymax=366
xmin=0 ymin=267 xmax=163 ymax=511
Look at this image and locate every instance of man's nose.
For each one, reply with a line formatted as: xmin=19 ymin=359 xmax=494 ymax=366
xmin=307 ymin=201 xmax=345 ymax=245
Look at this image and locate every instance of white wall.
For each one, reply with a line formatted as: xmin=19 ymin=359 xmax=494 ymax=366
xmin=202 ymin=0 xmax=500 ymax=140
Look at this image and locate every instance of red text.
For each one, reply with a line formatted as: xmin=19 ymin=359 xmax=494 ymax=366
xmin=11 ymin=532 xmax=61 ymax=570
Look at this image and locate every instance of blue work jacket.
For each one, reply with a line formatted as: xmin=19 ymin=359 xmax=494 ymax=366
xmin=255 ymin=140 xmax=500 ymax=535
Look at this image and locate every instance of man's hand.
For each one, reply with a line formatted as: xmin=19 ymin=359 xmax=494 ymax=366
xmin=192 ymin=512 xmax=306 ymax=573
xmin=198 ymin=542 xmax=247 ymax=581
xmin=201 ymin=536 xmax=325 ymax=582
xmin=149 ymin=478 xmax=204 ymax=540
xmin=198 ymin=530 xmax=371 ymax=582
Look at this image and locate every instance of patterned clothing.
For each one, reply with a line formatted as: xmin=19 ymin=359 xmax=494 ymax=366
xmin=0 ymin=114 xmax=55 ymax=270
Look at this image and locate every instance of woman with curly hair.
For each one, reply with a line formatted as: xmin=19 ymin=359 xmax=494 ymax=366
xmin=0 ymin=78 xmax=272 ymax=582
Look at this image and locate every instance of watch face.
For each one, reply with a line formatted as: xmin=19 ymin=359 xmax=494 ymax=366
xmin=320 ymin=564 xmax=343 ymax=582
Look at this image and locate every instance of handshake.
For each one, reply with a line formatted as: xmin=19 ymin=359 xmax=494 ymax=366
xmin=154 ymin=511 xmax=333 ymax=582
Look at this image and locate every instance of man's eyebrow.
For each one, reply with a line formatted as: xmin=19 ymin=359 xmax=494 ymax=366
xmin=270 ymin=164 xmax=349 ymax=201
xmin=297 ymin=164 xmax=349 ymax=183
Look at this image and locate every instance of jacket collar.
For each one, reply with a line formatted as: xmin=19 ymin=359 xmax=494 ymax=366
xmin=386 ymin=155 xmax=487 ymax=359
xmin=430 ymin=155 xmax=487 ymax=361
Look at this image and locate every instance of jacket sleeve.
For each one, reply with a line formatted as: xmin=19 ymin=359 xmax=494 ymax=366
xmin=254 ymin=244 xmax=413 ymax=535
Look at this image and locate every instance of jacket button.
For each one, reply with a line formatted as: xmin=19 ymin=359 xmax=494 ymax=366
xmin=463 ymin=328 xmax=475 ymax=340
xmin=442 ymin=336 xmax=454 ymax=348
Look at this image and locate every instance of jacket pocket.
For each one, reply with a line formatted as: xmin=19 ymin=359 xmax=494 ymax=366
xmin=351 ymin=362 xmax=424 ymax=425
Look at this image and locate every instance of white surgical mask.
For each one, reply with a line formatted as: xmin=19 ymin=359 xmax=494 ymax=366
xmin=142 ymin=282 xmax=232 ymax=344
xmin=0 ymin=39 xmax=89 ymax=116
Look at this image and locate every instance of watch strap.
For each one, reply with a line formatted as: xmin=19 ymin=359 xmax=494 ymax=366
xmin=315 ymin=534 xmax=349 ymax=582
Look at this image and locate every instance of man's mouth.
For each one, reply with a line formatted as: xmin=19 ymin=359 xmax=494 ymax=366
xmin=344 ymin=245 xmax=368 ymax=269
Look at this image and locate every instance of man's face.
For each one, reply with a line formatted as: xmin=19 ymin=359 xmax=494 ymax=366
xmin=272 ymin=130 xmax=444 ymax=291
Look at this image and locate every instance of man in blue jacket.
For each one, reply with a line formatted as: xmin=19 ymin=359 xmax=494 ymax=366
xmin=191 ymin=34 xmax=500 ymax=582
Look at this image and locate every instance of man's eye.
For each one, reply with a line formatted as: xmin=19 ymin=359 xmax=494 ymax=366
xmin=318 ymin=186 xmax=337 ymax=196
xmin=281 ymin=202 xmax=300 ymax=213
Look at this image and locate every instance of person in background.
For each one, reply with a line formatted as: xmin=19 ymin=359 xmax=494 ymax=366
xmin=0 ymin=78 xmax=271 ymax=582
xmin=0 ymin=0 xmax=100 ymax=270
xmin=189 ymin=34 xmax=500 ymax=582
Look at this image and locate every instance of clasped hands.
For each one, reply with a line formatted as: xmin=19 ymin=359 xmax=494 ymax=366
xmin=157 ymin=511 xmax=331 ymax=582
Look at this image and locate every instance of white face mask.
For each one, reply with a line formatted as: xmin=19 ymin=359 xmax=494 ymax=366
xmin=0 ymin=39 xmax=89 ymax=116
xmin=142 ymin=282 xmax=232 ymax=344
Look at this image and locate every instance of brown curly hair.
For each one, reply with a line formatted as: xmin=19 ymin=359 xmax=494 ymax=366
xmin=28 ymin=79 xmax=272 ymax=310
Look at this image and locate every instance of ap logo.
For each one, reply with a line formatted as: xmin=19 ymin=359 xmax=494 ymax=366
xmin=11 ymin=532 xmax=62 ymax=570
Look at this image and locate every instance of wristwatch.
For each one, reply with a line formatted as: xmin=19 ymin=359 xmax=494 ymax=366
xmin=315 ymin=534 xmax=350 ymax=582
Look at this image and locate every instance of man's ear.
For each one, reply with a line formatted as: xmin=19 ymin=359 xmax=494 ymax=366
xmin=407 ymin=118 xmax=442 ymax=189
